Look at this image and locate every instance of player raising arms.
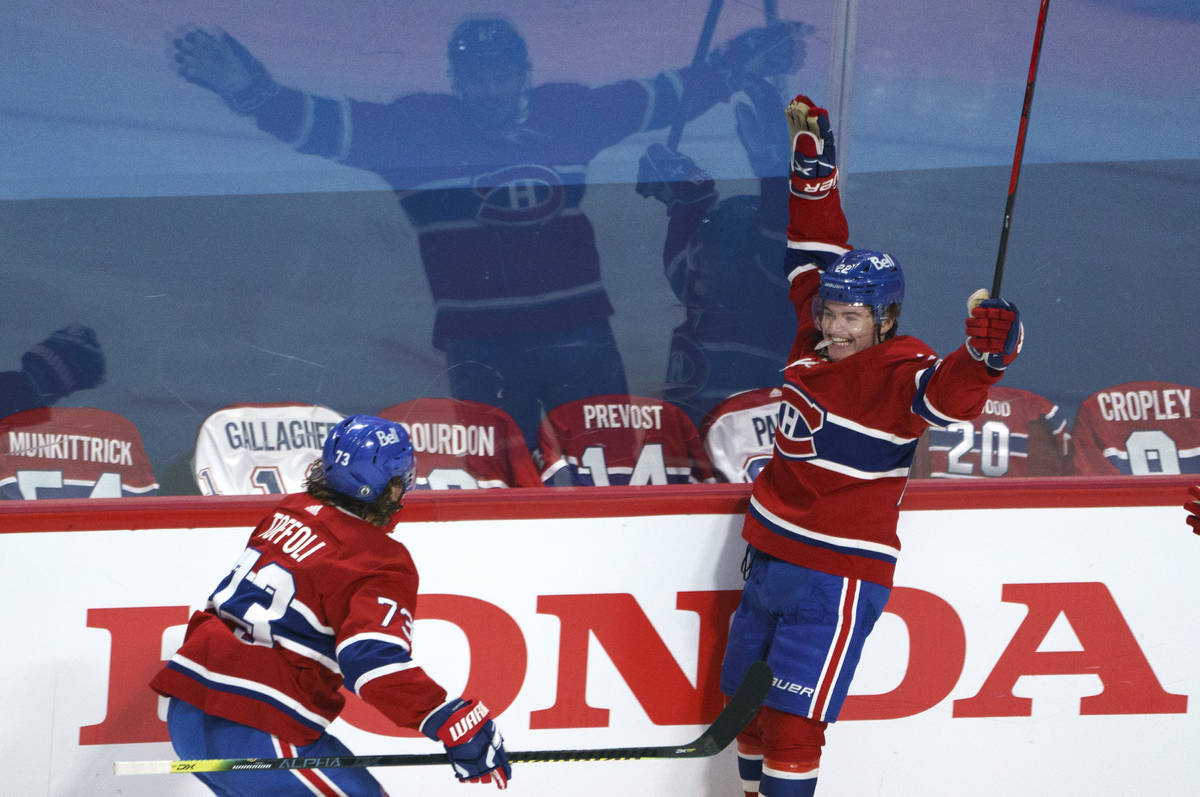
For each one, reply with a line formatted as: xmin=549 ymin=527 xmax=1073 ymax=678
xmin=151 ymin=415 xmax=511 ymax=794
xmin=718 ymin=96 xmax=1023 ymax=797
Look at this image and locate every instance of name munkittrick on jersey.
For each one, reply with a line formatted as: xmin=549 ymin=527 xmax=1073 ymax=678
xmin=248 ymin=66 xmax=731 ymax=348
xmin=743 ymin=183 xmax=1001 ymax=589
xmin=910 ymin=385 xmax=1067 ymax=478
xmin=0 ymin=407 xmax=158 ymax=499
xmin=1069 ymin=379 xmax=1199 ymax=475
xmin=536 ymin=394 xmax=715 ymax=486
xmin=192 ymin=402 xmax=345 ymax=495
xmin=151 ymin=493 xmax=447 ymax=745
xmin=380 ymin=397 xmax=541 ymax=489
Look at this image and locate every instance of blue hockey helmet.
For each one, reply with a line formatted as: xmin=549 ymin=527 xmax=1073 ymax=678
xmin=320 ymin=415 xmax=416 ymax=502
xmin=816 ymin=249 xmax=905 ymax=326
xmin=447 ymin=17 xmax=530 ymax=80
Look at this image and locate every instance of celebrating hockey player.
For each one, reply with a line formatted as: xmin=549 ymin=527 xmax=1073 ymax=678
xmin=718 ymin=96 xmax=1024 ymax=797
xmin=151 ymin=415 xmax=512 ymax=794
xmin=169 ymin=17 xmax=805 ymax=450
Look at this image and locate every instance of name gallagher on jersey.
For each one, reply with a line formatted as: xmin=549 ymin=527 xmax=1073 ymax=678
xmin=7 ymin=432 xmax=134 ymax=465
xmin=222 ymin=420 xmax=339 ymax=452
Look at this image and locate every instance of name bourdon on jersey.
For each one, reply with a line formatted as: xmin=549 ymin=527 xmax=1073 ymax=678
xmin=472 ymin=164 xmax=566 ymax=225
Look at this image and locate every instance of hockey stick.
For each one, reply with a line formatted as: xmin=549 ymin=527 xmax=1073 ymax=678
xmin=990 ymin=0 xmax=1051 ymax=300
xmin=114 ymin=660 xmax=771 ymax=776
xmin=666 ymin=0 xmax=725 ymax=152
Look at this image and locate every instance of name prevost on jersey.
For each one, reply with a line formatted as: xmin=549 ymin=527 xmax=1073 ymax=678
xmin=583 ymin=403 xmax=664 ymax=430
xmin=400 ymin=422 xmax=495 ymax=457
xmin=222 ymin=420 xmax=338 ymax=452
xmin=1097 ymin=388 xmax=1192 ymax=423
xmin=6 ymin=432 xmax=133 ymax=465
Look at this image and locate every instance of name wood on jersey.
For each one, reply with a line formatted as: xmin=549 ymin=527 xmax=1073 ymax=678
xmin=583 ymin=403 xmax=665 ymax=430
xmin=1097 ymin=388 xmax=1192 ymax=422
xmin=223 ymin=421 xmax=339 ymax=452
xmin=257 ymin=511 xmax=326 ymax=562
xmin=6 ymin=432 xmax=134 ymax=465
xmin=401 ymin=422 xmax=496 ymax=457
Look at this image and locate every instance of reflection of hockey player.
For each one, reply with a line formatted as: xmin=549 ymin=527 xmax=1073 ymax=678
xmin=700 ymin=386 xmax=783 ymax=483
xmin=0 ymin=326 xmax=105 ymax=419
xmin=720 ymin=95 xmax=1024 ymax=797
xmin=171 ymin=18 xmax=804 ymax=448
xmin=152 ymin=415 xmax=512 ymax=794
xmin=1068 ymin=379 xmax=1198 ymax=475
xmin=536 ymin=394 xmax=715 ymax=486
xmin=637 ymin=77 xmax=794 ymax=427
xmin=1187 ymin=484 xmax=1199 ymax=534
xmin=380 ymin=397 xmax=541 ymax=488
xmin=192 ymin=402 xmax=345 ymax=495
xmin=910 ymin=385 xmax=1067 ymax=477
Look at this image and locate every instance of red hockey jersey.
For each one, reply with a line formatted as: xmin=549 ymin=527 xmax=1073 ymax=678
xmin=379 ymin=398 xmax=541 ymax=489
xmin=1068 ymin=380 xmax=1198 ymax=475
xmin=743 ymin=183 xmax=1001 ymax=589
xmin=151 ymin=493 xmax=447 ymax=744
xmin=700 ymin=387 xmax=783 ymax=483
xmin=910 ymin=386 xmax=1067 ymax=478
xmin=0 ymin=407 xmax=158 ymax=499
xmin=536 ymin=394 xmax=715 ymax=486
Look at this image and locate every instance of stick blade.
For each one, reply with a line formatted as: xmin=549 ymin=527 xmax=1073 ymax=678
xmin=697 ymin=660 xmax=772 ymax=755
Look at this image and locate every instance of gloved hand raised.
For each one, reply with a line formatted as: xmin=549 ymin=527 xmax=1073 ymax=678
xmin=786 ymin=94 xmax=837 ymax=200
xmin=965 ymin=292 xmax=1023 ymax=371
xmin=421 ymin=697 xmax=512 ymax=789
xmin=21 ymin=325 xmax=105 ymax=403
xmin=636 ymin=143 xmax=716 ymax=210
xmin=171 ymin=26 xmax=278 ymax=113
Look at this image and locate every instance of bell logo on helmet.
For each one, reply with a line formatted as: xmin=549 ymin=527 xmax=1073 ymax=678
xmin=375 ymin=427 xmax=401 ymax=446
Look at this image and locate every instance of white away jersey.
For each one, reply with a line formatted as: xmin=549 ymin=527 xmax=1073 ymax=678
xmin=379 ymin=398 xmax=541 ymax=489
xmin=1069 ymin=380 xmax=1199 ymax=475
xmin=700 ymin=387 xmax=783 ymax=483
xmin=0 ymin=407 xmax=158 ymax=499
xmin=193 ymin=403 xmax=345 ymax=495
xmin=537 ymin=394 xmax=715 ymax=486
xmin=910 ymin=385 xmax=1068 ymax=478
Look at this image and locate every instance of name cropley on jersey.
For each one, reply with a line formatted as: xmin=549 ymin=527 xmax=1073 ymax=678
xmin=910 ymin=385 xmax=1068 ymax=478
xmin=536 ymin=394 xmax=716 ymax=486
xmin=246 ymin=65 xmax=732 ymax=348
xmin=745 ymin=182 xmax=1001 ymax=589
xmin=1069 ymin=380 xmax=1198 ymax=475
xmin=700 ymin=387 xmax=784 ymax=483
xmin=0 ymin=407 xmax=158 ymax=499
xmin=380 ymin=397 xmax=541 ymax=489
xmin=151 ymin=493 xmax=447 ymax=745
xmin=192 ymin=403 xmax=345 ymax=495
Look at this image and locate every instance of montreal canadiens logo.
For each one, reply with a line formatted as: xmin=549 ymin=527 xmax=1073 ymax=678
xmin=473 ymin=164 xmax=566 ymax=225
xmin=775 ymin=385 xmax=824 ymax=459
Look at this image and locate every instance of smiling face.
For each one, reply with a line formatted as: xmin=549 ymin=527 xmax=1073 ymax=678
xmin=818 ymin=300 xmax=893 ymax=361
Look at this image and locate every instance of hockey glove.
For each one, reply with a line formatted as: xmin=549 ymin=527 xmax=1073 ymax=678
xmin=965 ymin=296 xmax=1024 ymax=371
xmin=421 ymin=697 xmax=511 ymax=789
xmin=172 ymin=27 xmax=278 ymax=113
xmin=734 ymin=77 xmax=789 ymax=178
xmin=786 ymin=94 xmax=837 ymax=200
xmin=636 ymin=143 xmax=716 ymax=210
xmin=21 ymin=325 xmax=105 ymax=403
xmin=1186 ymin=484 xmax=1200 ymax=535
xmin=709 ymin=22 xmax=809 ymax=89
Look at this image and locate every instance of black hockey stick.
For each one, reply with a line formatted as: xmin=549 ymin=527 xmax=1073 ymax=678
xmin=114 ymin=661 xmax=771 ymax=775
xmin=990 ymin=0 xmax=1051 ymax=299
xmin=666 ymin=0 xmax=725 ymax=152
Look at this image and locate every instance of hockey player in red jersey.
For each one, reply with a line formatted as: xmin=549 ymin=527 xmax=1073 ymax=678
xmin=151 ymin=415 xmax=511 ymax=794
xmin=718 ymin=96 xmax=1023 ymax=797
xmin=1187 ymin=484 xmax=1200 ymax=534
